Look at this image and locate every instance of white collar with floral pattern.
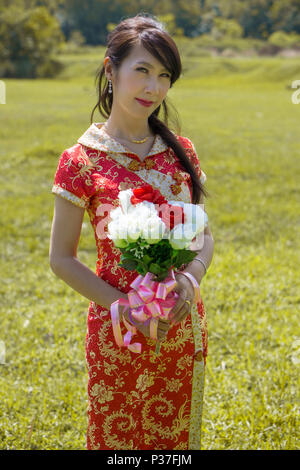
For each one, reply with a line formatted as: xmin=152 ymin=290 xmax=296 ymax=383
xmin=77 ymin=122 xmax=169 ymax=156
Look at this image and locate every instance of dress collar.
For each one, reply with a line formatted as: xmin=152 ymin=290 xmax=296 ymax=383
xmin=77 ymin=122 xmax=169 ymax=156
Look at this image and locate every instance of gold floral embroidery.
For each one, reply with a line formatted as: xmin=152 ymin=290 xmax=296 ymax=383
xmin=145 ymin=159 xmax=156 ymax=169
xmin=90 ymin=380 xmax=114 ymax=405
xmin=170 ymin=183 xmax=182 ymax=195
xmin=127 ymin=158 xmax=156 ymax=171
xmin=163 ymin=377 xmax=183 ymax=393
xmin=142 ymin=393 xmax=176 ymax=430
xmin=176 ymin=354 xmax=193 ymax=372
xmin=96 ymin=319 xmax=132 ymax=366
xmin=170 ymin=395 xmax=190 ymax=441
xmin=172 ymin=170 xmax=186 ymax=183
xmin=139 ymin=392 xmax=191 ymax=444
xmin=136 ymin=369 xmax=156 ymax=392
xmin=118 ymin=181 xmax=134 ymax=191
xmin=164 ymin=148 xmax=176 ymax=163
xmin=161 ymin=321 xmax=193 ymax=353
xmin=103 ymin=410 xmax=136 ymax=450
xmin=88 ymin=422 xmax=100 ymax=450
xmin=128 ymin=159 xmax=140 ymax=171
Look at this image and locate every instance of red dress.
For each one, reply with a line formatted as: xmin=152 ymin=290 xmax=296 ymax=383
xmin=51 ymin=122 xmax=208 ymax=450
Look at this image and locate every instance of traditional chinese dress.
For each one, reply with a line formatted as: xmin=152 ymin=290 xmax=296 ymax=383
xmin=51 ymin=122 xmax=208 ymax=450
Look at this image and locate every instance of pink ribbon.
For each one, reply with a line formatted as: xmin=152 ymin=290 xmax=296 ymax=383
xmin=110 ymin=268 xmax=179 ymax=353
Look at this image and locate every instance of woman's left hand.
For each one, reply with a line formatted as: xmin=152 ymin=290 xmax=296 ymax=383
xmin=168 ymin=273 xmax=195 ymax=325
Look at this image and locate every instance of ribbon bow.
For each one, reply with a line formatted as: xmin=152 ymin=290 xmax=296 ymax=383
xmin=110 ymin=268 xmax=179 ymax=353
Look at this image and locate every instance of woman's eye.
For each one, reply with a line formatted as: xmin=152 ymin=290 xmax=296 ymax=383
xmin=136 ymin=67 xmax=170 ymax=78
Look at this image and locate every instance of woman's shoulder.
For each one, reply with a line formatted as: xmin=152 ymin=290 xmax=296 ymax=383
xmin=174 ymin=134 xmax=207 ymax=184
xmin=174 ymin=134 xmax=196 ymax=152
xmin=59 ymin=143 xmax=97 ymax=167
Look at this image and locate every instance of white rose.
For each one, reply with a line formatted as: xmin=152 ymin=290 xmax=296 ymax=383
xmin=126 ymin=212 xmax=142 ymax=242
xmin=168 ymin=201 xmax=208 ymax=234
xmin=109 ymin=206 xmax=123 ymax=220
xmin=141 ymin=214 xmax=166 ymax=244
xmin=118 ymin=189 xmax=134 ymax=213
xmin=169 ymin=223 xmax=198 ymax=250
xmin=107 ymin=212 xmax=132 ymax=245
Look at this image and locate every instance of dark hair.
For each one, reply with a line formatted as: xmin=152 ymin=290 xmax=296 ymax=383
xmin=90 ymin=13 xmax=208 ymax=204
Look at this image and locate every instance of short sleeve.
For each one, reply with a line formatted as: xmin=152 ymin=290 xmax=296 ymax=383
xmin=51 ymin=147 xmax=91 ymax=209
xmin=184 ymin=138 xmax=207 ymax=185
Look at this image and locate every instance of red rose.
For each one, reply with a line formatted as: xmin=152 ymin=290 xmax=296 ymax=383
xmin=131 ymin=184 xmax=168 ymax=205
xmin=158 ymin=204 xmax=185 ymax=230
xmin=130 ymin=184 xmax=185 ymax=230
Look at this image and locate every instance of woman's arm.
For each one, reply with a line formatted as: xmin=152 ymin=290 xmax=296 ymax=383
xmin=184 ymin=227 xmax=214 ymax=284
xmin=180 ymin=191 xmax=214 ymax=286
xmin=49 ymin=196 xmax=128 ymax=311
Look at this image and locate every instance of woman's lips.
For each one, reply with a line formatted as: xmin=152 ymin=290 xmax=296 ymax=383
xmin=135 ymin=98 xmax=154 ymax=107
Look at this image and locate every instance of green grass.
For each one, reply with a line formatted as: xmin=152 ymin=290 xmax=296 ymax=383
xmin=0 ymin=49 xmax=299 ymax=449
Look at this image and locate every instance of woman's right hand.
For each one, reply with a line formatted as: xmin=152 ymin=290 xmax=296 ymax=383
xmin=120 ymin=305 xmax=172 ymax=341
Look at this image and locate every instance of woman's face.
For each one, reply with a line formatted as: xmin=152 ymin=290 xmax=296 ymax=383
xmin=106 ymin=43 xmax=172 ymax=118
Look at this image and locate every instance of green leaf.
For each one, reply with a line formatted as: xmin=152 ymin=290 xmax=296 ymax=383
xmin=120 ymin=253 xmax=138 ymax=262
xmin=136 ymin=265 xmax=148 ymax=276
xmin=142 ymin=254 xmax=153 ymax=265
xmin=174 ymin=249 xmax=197 ymax=266
xmin=155 ymin=270 xmax=170 ymax=282
xmin=149 ymin=263 xmax=162 ymax=275
xmin=119 ymin=259 xmax=138 ymax=271
xmin=161 ymin=258 xmax=172 ymax=267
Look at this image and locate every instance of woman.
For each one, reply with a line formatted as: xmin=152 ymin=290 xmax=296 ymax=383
xmin=49 ymin=14 xmax=214 ymax=450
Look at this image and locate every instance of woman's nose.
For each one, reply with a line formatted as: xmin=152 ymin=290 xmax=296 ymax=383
xmin=145 ymin=78 xmax=160 ymax=94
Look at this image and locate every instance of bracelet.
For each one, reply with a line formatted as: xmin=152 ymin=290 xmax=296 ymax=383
xmin=193 ymin=257 xmax=207 ymax=275
xmin=176 ymin=271 xmax=200 ymax=304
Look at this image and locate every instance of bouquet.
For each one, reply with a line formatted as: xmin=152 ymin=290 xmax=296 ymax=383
xmin=102 ymin=184 xmax=208 ymax=354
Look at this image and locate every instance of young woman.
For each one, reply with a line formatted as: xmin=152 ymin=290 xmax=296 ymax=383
xmin=49 ymin=14 xmax=214 ymax=450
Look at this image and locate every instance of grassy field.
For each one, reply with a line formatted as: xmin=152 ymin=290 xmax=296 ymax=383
xmin=0 ymin=49 xmax=299 ymax=450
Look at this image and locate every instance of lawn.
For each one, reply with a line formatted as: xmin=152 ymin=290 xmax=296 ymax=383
xmin=0 ymin=50 xmax=299 ymax=449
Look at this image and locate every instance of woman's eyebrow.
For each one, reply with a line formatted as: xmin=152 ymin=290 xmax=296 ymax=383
xmin=135 ymin=60 xmax=169 ymax=72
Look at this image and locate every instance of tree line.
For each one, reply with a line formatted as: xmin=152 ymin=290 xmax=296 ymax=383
xmin=1 ymin=0 xmax=299 ymax=77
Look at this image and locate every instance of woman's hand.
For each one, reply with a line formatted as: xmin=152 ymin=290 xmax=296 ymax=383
xmin=168 ymin=273 xmax=195 ymax=325
xmin=133 ymin=317 xmax=172 ymax=342
xmin=119 ymin=271 xmax=195 ymax=342
xmin=120 ymin=305 xmax=171 ymax=341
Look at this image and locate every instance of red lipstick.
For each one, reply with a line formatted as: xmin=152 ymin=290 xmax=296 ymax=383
xmin=135 ymin=98 xmax=154 ymax=107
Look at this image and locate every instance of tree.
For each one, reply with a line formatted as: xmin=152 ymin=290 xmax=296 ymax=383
xmin=156 ymin=13 xmax=184 ymax=36
xmin=211 ymin=17 xmax=243 ymax=39
xmin=201 ymin=0 xmax=300 ymax=38
xmin=0 ymin=5 xmax=65 ymax=78
xmin=269 ymin=0 xmax=300 ymax=34
xmin=171 ymin=0 xmax=203 ymax=37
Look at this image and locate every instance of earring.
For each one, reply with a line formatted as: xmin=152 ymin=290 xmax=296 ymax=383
xmin=108 ymin=79 xmax=112 ymax=94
